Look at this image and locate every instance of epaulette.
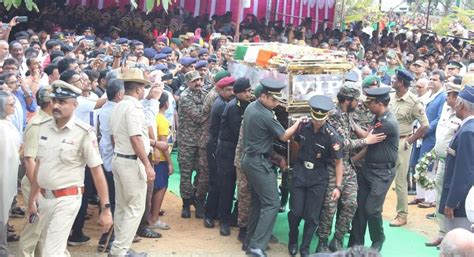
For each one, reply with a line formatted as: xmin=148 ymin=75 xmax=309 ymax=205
xmin=33 ymin=117 xmax=53 ymax=126
xmin=75 ymin=119 xmax=94 ymax=132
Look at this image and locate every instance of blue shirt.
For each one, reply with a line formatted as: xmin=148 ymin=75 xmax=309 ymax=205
xmin=97 ymin=101 xmax=117 ymax=172
xmin=13 ymin=88 xmax=37 ymax=130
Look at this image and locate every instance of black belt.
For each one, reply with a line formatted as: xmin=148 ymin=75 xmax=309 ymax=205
xmin=245 ymin=152 xmax=270 ymax=158
xmin=366 ymin=162 xmax=395 ymax=169
xmin=115 ymin=153 xmax=138 ymax=160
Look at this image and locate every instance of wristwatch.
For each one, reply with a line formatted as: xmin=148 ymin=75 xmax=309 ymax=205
xmin=335 ymin=185 xmax=343 ymax=192
xmin=103 ymin=203 xmax=111 ymax=210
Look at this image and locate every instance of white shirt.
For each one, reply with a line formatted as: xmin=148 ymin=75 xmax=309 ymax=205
xmin=97 ymin=101 xmax=117 ymax=172
xmin=433 ymin=103 xmax=461 ymax=158
xmin=466 ymin=186 xmax=474 ymax=223
xmin=75 ymin=96 xmax=97 ymax=126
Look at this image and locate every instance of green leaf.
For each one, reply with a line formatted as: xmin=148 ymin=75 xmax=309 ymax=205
xmin=162 ymin=0 xmax=169 ymax=13
xmin=145 ymin=0 xmax=154 ymax=14
xmin=25 ymin=0 xmax=33 ymax=11
xmin=130 ymin=0 xmax=138 ymax=9
xmin=32 ymin=1 xmax=39 ymax=12
xmin=12 ymin=0 xmax=21 ymax=8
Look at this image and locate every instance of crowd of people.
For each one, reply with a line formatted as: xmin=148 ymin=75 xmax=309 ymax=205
xmin=0 ymin=3 xmax=474 ymax=257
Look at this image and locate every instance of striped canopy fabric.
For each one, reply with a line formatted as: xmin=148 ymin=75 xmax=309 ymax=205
xmin=65 ymin=0 xmax=335 ymax=32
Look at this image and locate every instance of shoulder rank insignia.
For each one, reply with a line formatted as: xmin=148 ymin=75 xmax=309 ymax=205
xmin=332 ymin=143 xmax=341 ymax=151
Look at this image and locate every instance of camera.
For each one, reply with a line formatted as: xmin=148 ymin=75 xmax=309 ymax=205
xmin=16 ymin=16 xmax=28 ymax=23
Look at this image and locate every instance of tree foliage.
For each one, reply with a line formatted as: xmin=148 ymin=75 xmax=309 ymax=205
xmin=345 ymin=0 xmax=384 ymax=25
xmin=2 ymin=0 xmax=39 ymax=11
xmin=432 ymin=6 xmax=474 ymax=37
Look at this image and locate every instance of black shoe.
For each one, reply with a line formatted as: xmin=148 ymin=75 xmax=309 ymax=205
xmin=238 ymin=227 xmax=247 ymax=243
xmin=193 ymin=198 xmax=204 ymax=219
xmin=315 ymin=238 xmax=330 ymax=253
xmin=371 ymin=240 xmax=384 ymax=252
xmin=204 ymin=218 xmax=214 ymax=228
xmin=245 ymin=247 xmax=267 ymax=257
xmin=329 ymin=237 xmax=343 ymax=252
xmin=288 ymin=243 xmax=298 ymax=256
xmin=220 ymin=223 xmax=231 ymax=236
xmin=278 ymin=205 xmax=286 ymax=213
xmin=68 ymin=233 xmax=91 ymax=246
xmin=426 ymin=213 xmax=436 ymax=220
xmin=181 ymin=199 xmax=191 ymax=218
xmin=137 ymin=226 xmax=162 ymax=238
xmin=242 ymin=241 xmax=249 ymax=251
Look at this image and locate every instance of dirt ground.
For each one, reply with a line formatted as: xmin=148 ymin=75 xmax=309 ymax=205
xmin=8 ymin=188 xmax=438 ymax=257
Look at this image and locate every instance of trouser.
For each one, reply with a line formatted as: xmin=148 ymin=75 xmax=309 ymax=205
xmin=18 ymin=176 xmax=44 ymax=257
xmin=435 ymin=159 xmax=446 ymax=238
xmin=216 ymin=144 xmax=237 ymax=225
xmin=38 ymin=194 xmax=82 ymax=257
xmin=236 ymin=166 xmax=251 ymax=227
xmin=416 ymin=172 xmax=436 ymax=202
xmin=395 ymin=138 xmax=411 ymax=218
xmin=204 ymin=140 xmax=219 ymax=220
xmin=110 ymin=156 xmax=147 ymax=255
xmin=178 ymin=145 xmax=208 ymax=200
xmin=139 ymin=181 xmax=154 ymax=227
xmin=288 ymin=164 xmax=327 ymax=254
xmin=444 ymin=217 xmax=472 ymax=232
xmin=103 ymin=170 xmax=116 ymax=215
xmin=71 ymin=166 xmax=93 ymax=237
xmin=242 ymin=155 xmax=280 ymax=251
xmin=349 ymin=167 xmax=395 ymax=247
xmin=319 ymin=168 xmax=358 ymax=240
xmin=0 ymin=222 xmax=7 ymax=257
xmin=280 ymin=170 xmax=290 ymax=208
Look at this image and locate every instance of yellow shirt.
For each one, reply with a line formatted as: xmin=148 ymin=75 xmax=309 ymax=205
xmin=155 ymin=113 xmax=170 ymax=162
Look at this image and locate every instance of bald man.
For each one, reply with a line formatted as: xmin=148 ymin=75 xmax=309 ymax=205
xmin=440 ymin=228 xmax=474 ymax=257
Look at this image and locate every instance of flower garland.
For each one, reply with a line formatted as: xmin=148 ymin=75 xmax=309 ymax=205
xmin=414 ymin=150 xmax=437 ymax=190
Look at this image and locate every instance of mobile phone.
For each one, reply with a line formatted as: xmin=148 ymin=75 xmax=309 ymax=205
xmin=16 ymin=16 xmax=28 ymax=23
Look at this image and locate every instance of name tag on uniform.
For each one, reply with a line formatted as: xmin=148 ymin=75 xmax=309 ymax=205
xmin=40 ymin=136 xmax=48 ymax=140
xmin=447 ymin=147 xmax=456 ymax=157
xmin=62 ymin=139 xmax=75 ymax=145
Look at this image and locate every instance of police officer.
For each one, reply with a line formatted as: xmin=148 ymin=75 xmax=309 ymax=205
xmin=109 ymin=68 xmax=167 ymax=256
xmin=287 ymin=95 xmax=344 ymax=257
xmin=178 ymin=70 xmax=207 ymax=219
xmin=203 ymin=76 xmax=235 ymax=233
xmin=389 ymin=69 xmax=429 ymax=227
xmin=27 ymin=80 xmax=113 ymax=256
xmin=317 ymin=84 xmax=386 ymax=253
xmin=213 ymin=77 xmax=252 ymax=237
xmin=349 ymin=87 xmax=400 ymax=251
xmin=241 ymin=78 xmax=304 ymax=257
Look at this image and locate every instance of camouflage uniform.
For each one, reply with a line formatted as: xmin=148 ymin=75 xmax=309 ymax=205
xmin=318 ymin=86 xmax=367 ymax=252
xmin=234 ymin=125 xmax=251 ymax=228
xmin=178 ymin=83 xmax=208 ymax=201
xmin=352 ymin=102 xmax=375 ymax=170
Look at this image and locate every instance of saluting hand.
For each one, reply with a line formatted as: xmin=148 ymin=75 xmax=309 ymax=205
xmin=99 ymin=209 xmax=113 ymax=233
xmin=331 ymin=188 xmax=341 ymax=201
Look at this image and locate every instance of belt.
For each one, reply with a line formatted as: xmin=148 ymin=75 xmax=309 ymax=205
xmin=399 ymin=135 xmax=410 ymax=139
xmin=115 ymin=153 xmax=138 ymax=160
xmin=245 ymin=152 xmax=270 ymax=158
xmin=300 ymin=160 xmax=325 ymax=170
xmin=41 ymin=186 xmax=84 ymax=199
xmin=366 ymin=162 xmax=396 ymax=169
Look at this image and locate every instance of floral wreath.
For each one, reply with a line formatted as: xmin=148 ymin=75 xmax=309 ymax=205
xmin=414 ymin=150 xmax=437 ymax=190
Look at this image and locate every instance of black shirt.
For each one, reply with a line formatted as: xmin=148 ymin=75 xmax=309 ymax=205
xmin=209 ymin=95 xmax=228 ymax=142
xmin=294 ymin=122 xmax=344 ymax=169
xmin=365 ymin=111 xmax=400 ymax=164
xmin=218 ymin=98 xmax=249 ymax=145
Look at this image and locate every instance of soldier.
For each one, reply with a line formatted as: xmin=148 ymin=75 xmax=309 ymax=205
xmin=170 ymin=57 xmax=197 ymax=98
xmin=178 ymin=70 xmax=208 ymax=219
xmin=26 ymin=80 xmax=113 ymax=256
xmin=19 ymin=87 xmax=53 ymax=257
xmin=389 ymin=69 xmax=429 ymax=227
xmin=241 ymin=78 xmax=304 ymax=257
xmin=316 ymin=85 xmax=386 ymax=253
xmin=204 ymin=76 xmax=235 ymax=234
xmin=287 ymin=95 xmax=344 ymax=257
xmin=109 ymin=68 xmax=167 ymax=256
xmin=349 ymin=87 xmax=400 ymax=251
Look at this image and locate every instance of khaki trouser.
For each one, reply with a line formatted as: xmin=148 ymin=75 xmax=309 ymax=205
xmin=110 ymin=156 xmax=147 ymax=256
xmin=18 ymin=176 xmax=44 ymax=257
xmin=38 ymin=194 xmax=82 ymax=257
xmin=394 ymin=138 xmax=412 ymax=218
xmin=435 ymin=159 xmax=446 ymax=238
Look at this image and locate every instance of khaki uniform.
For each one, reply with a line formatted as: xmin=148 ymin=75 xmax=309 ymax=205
xmin=35 ymin=116 xmax=102 ymax=257
xmin=19 ymin=110 xmax=51 ymax=257
xmin=389 ymin=91 xmax=428 ymax=218
xmin=109 ymin=95 xmax=150 ymax=255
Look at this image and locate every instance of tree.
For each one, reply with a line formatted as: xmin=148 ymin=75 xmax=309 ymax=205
xmin=432 ymin=6 xmax=474 ymax=37
xmin=345 ymin=0 xmax=384 ymax=25
xmin=1 ymin=0 xmax=175 ymax=13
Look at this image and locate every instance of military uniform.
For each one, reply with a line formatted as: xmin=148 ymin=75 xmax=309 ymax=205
xmin=109 ymin=71 xmax=152 ymax=255
xmin=177 ymin=71 xmax=208 ymax=217
xmin=318 ymin=86 xmax=367 ymax=252
xmin=389 ymin=70 xmax=428 ymax=224
xmin=241 ymin=79 xmax=287 ymax=255
xmin=349 ymin=87 xmax=400 ymax=251
xmin=234 ymin=125 xmax=251 ymax=229
xmin=19 ymin=108 xmax=51 ymax=257
xmin=288 ymin=95 xmax=344 ymax=256
xmin=33 ymin=82 xmax=103 ymax=256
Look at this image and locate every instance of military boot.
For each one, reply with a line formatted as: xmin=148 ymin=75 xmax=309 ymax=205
xmin=329 ymin=236 xmax=343 ymax=252
xmin=316 ymin=238 xmax=330 ymax=253
xmin=238 ymin=227 xmax=247 ymax=243
xmin=193 ymin=198 xmax=205 ymax=219
xmin=181 ymin=199 xmax=191 ymax=218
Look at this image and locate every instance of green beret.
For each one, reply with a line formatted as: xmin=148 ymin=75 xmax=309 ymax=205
xmin=254 ymin=84 xmax=263 ymax=98
xmin=170 ymin=38 xmax=182 ymax=45
xmin=362 ymin=75 xmax=381 ymax=88
xmin=214 ymin=70 xmax=231 ymax=83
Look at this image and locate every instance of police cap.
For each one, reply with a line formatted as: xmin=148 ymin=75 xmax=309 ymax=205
xmin=179 ymin=57 xmax=197 ymax=67
xmin=344 ymin=71 xmax=359 ymax=82
xmin=362 ymin=75 xmax=381 ymax=89
xmin=309 ymin=95 xmax=334 ymax=121
xmin=160 ymin=46 xmax=173 ymax=55
xmin=154 ymin=54 xmax=168 ymax=61
xmin=195 ymin=60 xmax=208 ymax=70
xmin=260 ymin=78 xmax=286 ymax=100
xmin=50 ymin=80 xmax=82 ymax=99
xmin=396 ymin=69 xmax=414 ymax=84
xmin=144 ymin=48 xmax=157 ymax=59
xmin=458 ymin=85 xmax=474 ymax=104
xmin=364 ymin=87 xmax=391 ymax=102
xmin=116 ymin=37 xmax=129 ymax=45
xmin=447 ymin=61 xmax=462 ymax=69
xmin=198 ymin=48 xmax=209 ymax=57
